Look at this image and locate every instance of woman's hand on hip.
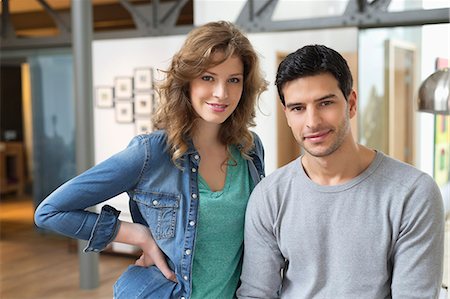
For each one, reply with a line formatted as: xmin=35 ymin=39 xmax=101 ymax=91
xmin=114 ymin=221 xmax=177 ymax=283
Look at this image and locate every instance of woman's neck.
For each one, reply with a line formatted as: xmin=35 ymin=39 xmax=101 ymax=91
xmin=192 ymin=121 xmax=223 ymax=150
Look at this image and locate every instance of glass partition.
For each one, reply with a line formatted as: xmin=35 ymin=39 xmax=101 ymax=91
xmin=28 ymin=54 xmax=76 ymax=208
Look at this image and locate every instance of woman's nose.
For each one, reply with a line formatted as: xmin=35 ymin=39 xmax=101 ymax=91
xmin=212 ymin=81 xmax=228 ymax=100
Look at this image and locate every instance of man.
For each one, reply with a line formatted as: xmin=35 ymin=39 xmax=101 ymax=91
xmin=237 ymin=45 xmax=444 ymax=299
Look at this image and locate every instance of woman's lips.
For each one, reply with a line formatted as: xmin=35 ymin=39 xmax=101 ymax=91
xmin=207 ymin=103 xmax=228 ymax=112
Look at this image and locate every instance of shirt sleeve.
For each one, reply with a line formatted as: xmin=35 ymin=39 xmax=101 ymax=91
xmin=391 ymin=174 xmax=445 ymax=298
xmin=34 ymin=135 xmax=148 ymax=252
xmin=237 ymin=184 xmax=285 ymax=299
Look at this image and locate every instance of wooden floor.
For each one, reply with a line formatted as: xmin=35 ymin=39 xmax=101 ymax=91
xmin=0 ymin=195 xmax=135 ymax=299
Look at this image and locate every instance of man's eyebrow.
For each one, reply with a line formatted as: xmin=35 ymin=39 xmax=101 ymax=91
xmin=314 ymin=93 xmax=336 ymax=101
xmin=285 ymin=93 xmax=337 ymax=109
xmin=285 ymin=102 xmax=303 ymax=109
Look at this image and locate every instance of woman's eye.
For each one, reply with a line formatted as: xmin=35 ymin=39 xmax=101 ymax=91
xmin=201 ymin=75 xmax=214 ymax=81
xmin=228 ymin=77 xmax=241 ymax=83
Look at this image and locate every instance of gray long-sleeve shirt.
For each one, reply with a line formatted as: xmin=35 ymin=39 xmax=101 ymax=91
xmin=237 ymin=152 xmax=444 ymax=299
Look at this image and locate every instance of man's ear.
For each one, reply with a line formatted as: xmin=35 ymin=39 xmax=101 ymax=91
xmin=348 ymin=90 xmax=357 ymax=119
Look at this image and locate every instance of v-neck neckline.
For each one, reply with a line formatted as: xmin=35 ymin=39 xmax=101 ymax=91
xmin=198 ymin=162 xmax=232 ymax=196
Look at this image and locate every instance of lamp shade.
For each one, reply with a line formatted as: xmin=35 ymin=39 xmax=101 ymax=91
xmin=418 ymin=67 xmax=450 ymax=115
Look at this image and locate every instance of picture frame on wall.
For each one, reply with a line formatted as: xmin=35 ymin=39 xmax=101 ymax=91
xmin=114 ymin=77 xmax=133 ymax=99
xmin=135 ymin=118 xmax=153 ymax=135
xmin=134 ymin=68 xmax=153 ymax=90
xmin=95 ymin=86 xmax=114 ymax=108
xmin=115 ymin=101 xmax=134 ymax=123
xmin=135 ymin=93 xmax=153 ymax=115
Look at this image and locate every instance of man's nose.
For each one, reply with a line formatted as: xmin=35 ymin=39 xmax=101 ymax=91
xmin=305 ymin=107 xmax=321 ymax=129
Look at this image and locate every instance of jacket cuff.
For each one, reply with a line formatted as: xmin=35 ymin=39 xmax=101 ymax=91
xmin=84 ymin=205 xmax=121 ymax=252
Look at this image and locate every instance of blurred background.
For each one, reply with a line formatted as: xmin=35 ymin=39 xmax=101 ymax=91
xmin=1 ymin=0 xmax=449 ymax=298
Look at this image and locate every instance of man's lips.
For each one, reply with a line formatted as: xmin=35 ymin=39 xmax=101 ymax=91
xmin=303 ymin=130 xmax=331 ymax=142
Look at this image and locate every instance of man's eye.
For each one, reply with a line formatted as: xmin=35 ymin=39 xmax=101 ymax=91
xmin=291 ymin=106 xmax=304 ymax=111
xmin=320 ymin=101 xmax=332 ymax=106
xmin=201 ymin=76 xmax=214 ymax=81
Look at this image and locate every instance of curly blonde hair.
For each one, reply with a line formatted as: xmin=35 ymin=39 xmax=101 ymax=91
xmin=153 ymin=21 xmax=268 ymax=164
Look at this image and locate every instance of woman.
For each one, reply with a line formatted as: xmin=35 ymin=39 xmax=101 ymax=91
xmin=35 ymin=21 xmax=268 ymax=298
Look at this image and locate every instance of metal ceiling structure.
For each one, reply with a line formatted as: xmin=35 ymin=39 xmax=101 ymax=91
xmin=1 ymin=0 xmax=449 ymax=52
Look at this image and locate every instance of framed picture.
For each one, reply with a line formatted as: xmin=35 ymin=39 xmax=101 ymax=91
xmin=95 ymin=86 xmax=114 ymax=108
xmin=114 ymin=77 xmax=133 ymax=99
xmin=115 ymin=101 xmax=134 ymax=123
xmin=135 ymin=93 xmax=153 ymax=115
xmin=135 ymin=118 xmax=153 ymax=135
xmin=134 ymin=68 xmax=153 ymax=90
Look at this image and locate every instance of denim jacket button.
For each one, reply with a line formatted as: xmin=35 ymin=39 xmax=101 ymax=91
xmin=191 ymin=168 xmax=196 ymax=173
xmin=152 ymin=200 xmax=158 ymax=205
xmin=191 ymin=193 xmax=197 ymax=199
xmin=189 ymin=220 xmax=195 ymax=226
xmin=194 ymin=154 xmax=199 ymax=160
xmin=183 ymin=275 xmax=188 ymax=281
xmin=181 ymin=297 xmax=186 ymax=299
xmin=185 ymin=249 xmax=192 ymax=255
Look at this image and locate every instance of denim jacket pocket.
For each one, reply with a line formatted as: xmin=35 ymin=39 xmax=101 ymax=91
xmin=133 ymin=191 xmax=180 ymax=240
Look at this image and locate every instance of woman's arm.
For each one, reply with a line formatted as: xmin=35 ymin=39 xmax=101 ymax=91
xmin=34 ymin=136 xmax=147 ymax=251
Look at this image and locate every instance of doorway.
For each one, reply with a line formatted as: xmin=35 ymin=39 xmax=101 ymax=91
xmin=1 ymin=61 xmax=33 ymax=200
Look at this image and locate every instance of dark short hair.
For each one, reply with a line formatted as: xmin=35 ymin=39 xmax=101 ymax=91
xmin=275 ymin=44 xmax=353 ymax=106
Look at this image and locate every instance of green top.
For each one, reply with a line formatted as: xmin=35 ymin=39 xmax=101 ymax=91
xmin=191 ymin=146 xmax=253 ymax=299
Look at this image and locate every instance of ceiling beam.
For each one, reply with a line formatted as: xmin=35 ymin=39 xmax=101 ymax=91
xmin=36 ymin=0 xmax=71 ymax=34
xmin=235 ymin=0 xmax=449 ymax=32
xmin=1 ymin=0 xmax=449 ymax=52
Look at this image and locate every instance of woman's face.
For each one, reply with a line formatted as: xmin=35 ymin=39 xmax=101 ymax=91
xmin=189 ymin=52 xmax=244 ymax=127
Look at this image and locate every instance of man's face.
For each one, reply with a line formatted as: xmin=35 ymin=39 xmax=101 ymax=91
xmin=282 ymin=72 xmax=356 ymax=158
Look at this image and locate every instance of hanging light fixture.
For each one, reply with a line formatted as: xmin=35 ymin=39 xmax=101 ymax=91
xmin=418 ymin=67 xmax=450 ymax=115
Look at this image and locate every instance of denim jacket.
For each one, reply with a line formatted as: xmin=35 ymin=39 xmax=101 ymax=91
xmin=35 ymin=130 xmax=265 ymax=299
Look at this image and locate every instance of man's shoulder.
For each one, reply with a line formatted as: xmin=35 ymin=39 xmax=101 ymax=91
xmin=257 ymin=158 xmax=301 ymax=190
xmin=376 ymin=152 xmax=429 ymax=183
xmin=373 ymin=152 xmax=439 ymax=197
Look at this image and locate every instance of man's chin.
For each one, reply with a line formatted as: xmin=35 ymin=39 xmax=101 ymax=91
xmin=303 ymin=146 xmax=336 ymax=158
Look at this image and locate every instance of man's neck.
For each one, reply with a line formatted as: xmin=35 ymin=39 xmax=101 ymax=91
xmin=301 ymin=137 xmax=376 ymax=186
